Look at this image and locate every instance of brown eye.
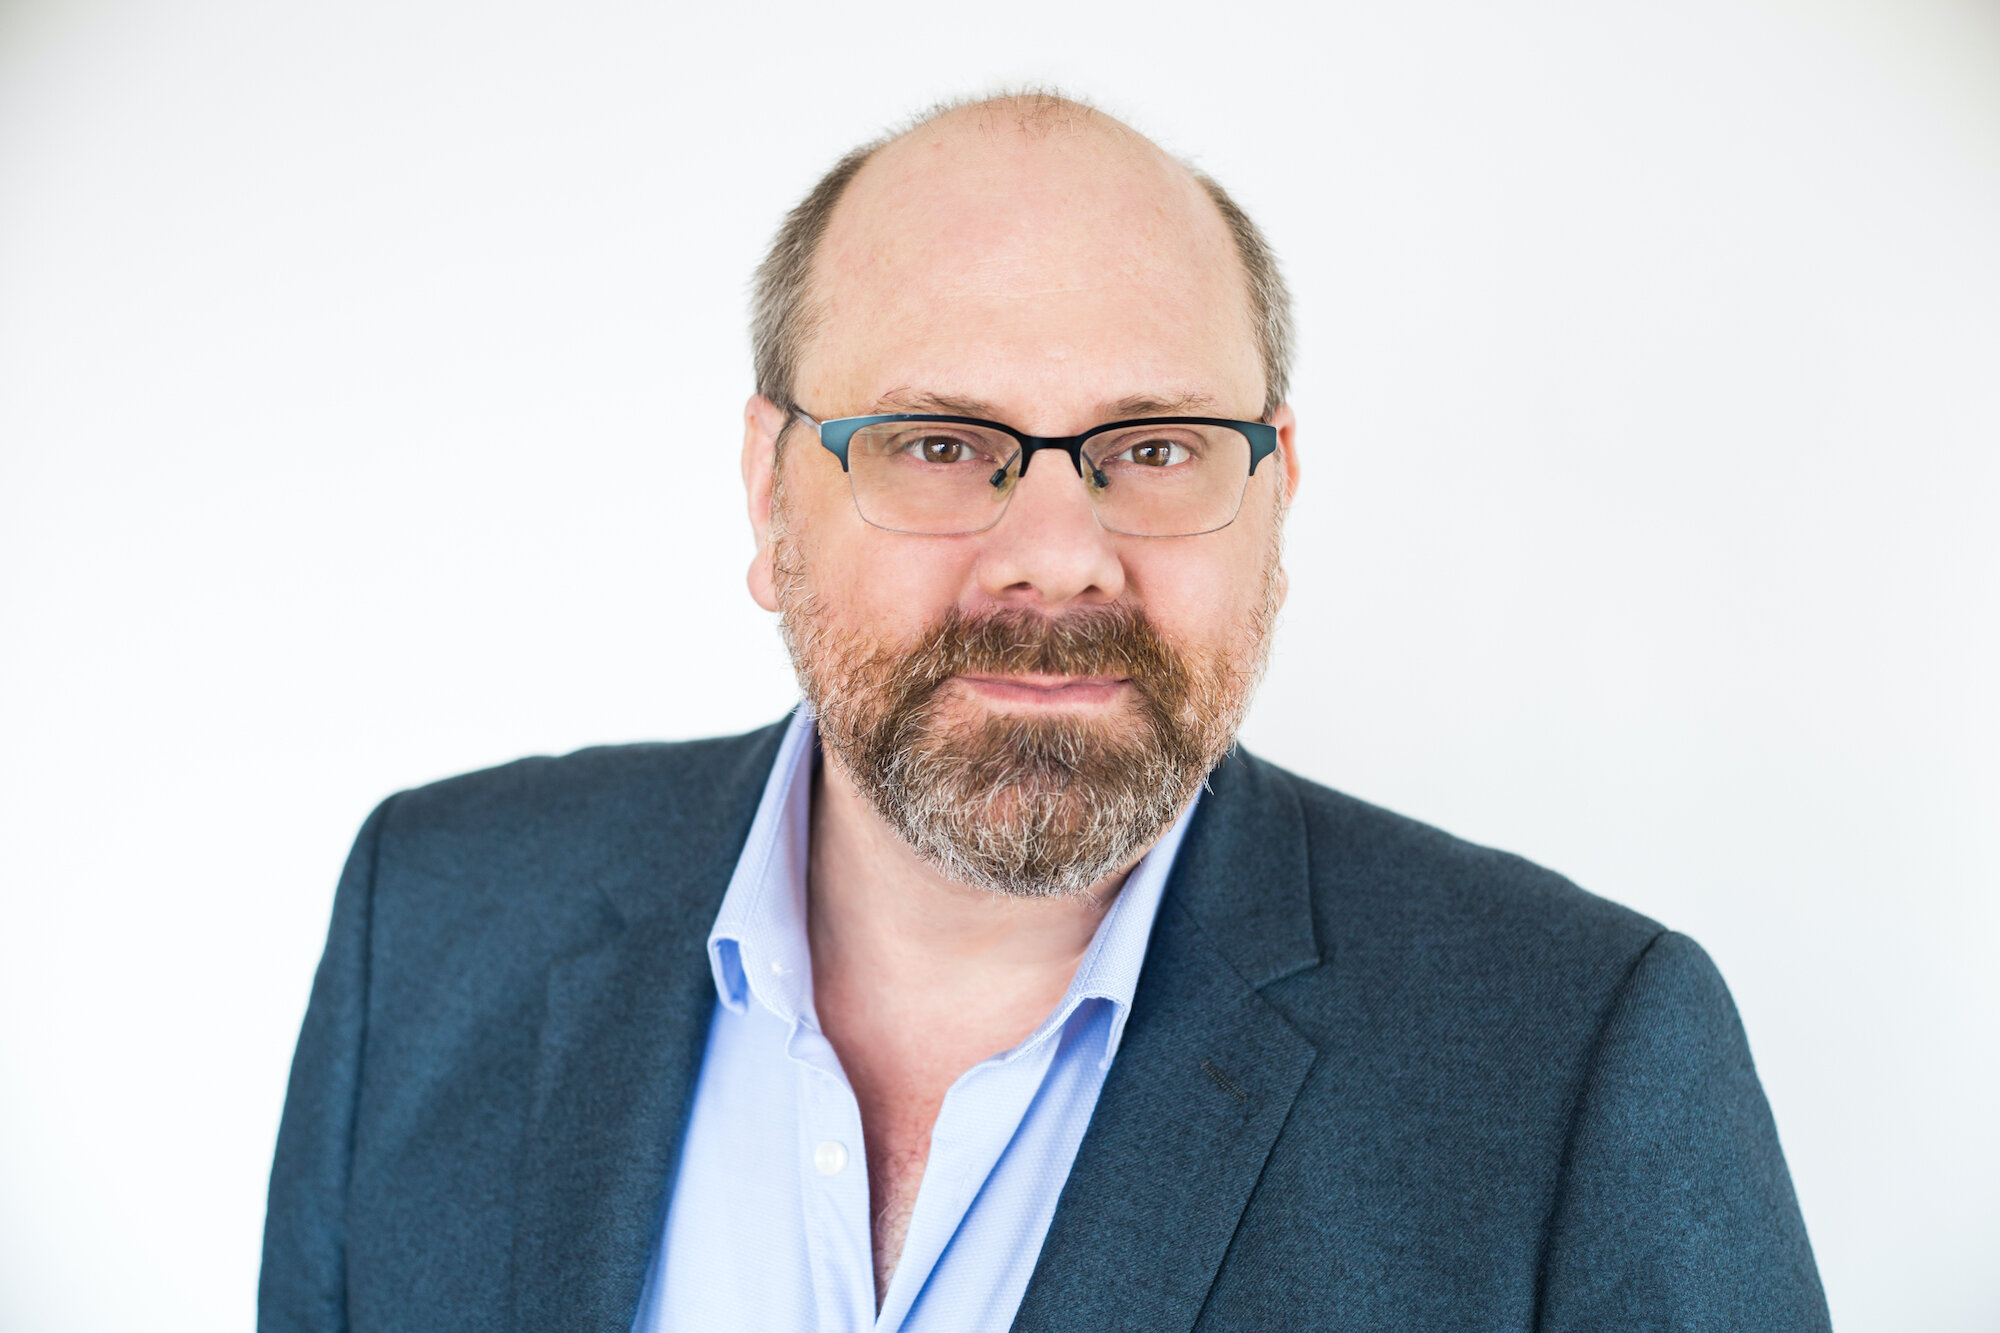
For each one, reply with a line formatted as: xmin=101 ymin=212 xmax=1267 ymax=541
xmin=1117 ymin=437 xmax=1190 ymax=467
xmin=913 ymin=435 xmax=975 ymax=464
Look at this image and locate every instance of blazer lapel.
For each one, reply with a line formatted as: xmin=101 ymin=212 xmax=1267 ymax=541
xmin=1012 ymin=749 xmax=1322 ymax=1333
xmin=506 ymin=911 xmax=715 ymax=1332
xmin=506 ymin=722 xmax=789 ymax=1333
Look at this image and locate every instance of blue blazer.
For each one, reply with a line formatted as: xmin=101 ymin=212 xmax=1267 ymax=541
xmin=261 ymin=720 xmax=1829 ymax=1330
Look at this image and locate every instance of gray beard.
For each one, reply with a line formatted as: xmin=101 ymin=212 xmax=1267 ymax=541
xmin=774 ymin=545 xmax=1279 ymax=898
xmin=843 ymin=700 xmax=1213 ymax=899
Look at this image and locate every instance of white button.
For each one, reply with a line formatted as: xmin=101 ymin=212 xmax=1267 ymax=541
xmin=769 ymin=960 xmax=786 ymax=976
xmin=813 ymin=1140 xmax=848 ymax=1176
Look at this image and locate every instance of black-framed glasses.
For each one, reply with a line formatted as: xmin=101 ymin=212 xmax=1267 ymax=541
xmin=789 ymin=411 xmax=1280 ymax=538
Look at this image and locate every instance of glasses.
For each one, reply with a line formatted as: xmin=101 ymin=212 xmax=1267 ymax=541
xmin=790 ymin=411 xmax=1279 ymax=538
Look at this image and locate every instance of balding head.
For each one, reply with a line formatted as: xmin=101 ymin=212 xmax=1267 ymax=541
xmin=751 ymin=92 xmax=1292 ymax=423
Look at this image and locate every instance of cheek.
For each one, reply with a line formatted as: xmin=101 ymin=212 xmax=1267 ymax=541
xmin=789 ymin=480 xmax=978 ymax=641
xmin=1123 ymin=473 xmax=1286 ymax=657
xmin=1122 ymin=535 xmax=1266 ymax=651
xmin=852 ymin=539 xmax=976 ymax=635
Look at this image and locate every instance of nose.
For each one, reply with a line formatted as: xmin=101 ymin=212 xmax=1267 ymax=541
xmin=973 ymin=445 xmax=1125 ymax=608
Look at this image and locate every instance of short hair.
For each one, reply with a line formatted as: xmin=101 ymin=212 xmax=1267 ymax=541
xmin=750 ymin=92 xmax=1294 ymax=421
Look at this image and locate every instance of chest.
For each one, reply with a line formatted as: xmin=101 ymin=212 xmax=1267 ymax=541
xmin=858 ymin=1079 xmax=945 ymax=1280
xmin=816 ymin=975 xmax=1076 ymax=1192
xmin=830 ymin=1012 xmax=1038 ymax=1285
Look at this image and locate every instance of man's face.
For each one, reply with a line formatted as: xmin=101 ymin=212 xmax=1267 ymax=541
xmin=744 ymin=110 xmax=1299 ymax=895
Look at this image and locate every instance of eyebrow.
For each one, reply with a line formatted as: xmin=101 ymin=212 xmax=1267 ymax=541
xmin=1100 ymin=390 xmax=1225 ymax=417
xmin=866 ymin=388 xmax=1229 ymax=420
xmin=871 ymin=389 xmax=1000 ymax=416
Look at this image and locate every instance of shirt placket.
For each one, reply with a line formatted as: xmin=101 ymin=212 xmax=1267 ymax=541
xmin=789 ymin=1023 xmax=876 ymax=1332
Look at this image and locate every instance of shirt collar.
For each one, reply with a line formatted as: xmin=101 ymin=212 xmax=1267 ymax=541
xmin=706 ymin=706 xmax=817 ymax=1024
xmin=705 ymin=704 xmax=1198 ymax=1067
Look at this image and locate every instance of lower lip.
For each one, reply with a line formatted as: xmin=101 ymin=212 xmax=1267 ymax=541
xmin=954 ymin=675 xmax=1133 ymax=708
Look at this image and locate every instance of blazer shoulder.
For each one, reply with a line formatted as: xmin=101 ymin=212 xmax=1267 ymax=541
xmin=365 ymin=717 xmax=791 ymax=921
xmin=1250 ymin=753 xmax=1666 ymax=972
xmin=385 ymin=719 xmax=787 ymax=836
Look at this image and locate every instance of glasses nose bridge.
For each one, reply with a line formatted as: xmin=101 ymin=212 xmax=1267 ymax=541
xmin=1015 ymin=435 xmax=1112 ymax=500
xmin=1015 ymin=434 xmax=1086 ymax=479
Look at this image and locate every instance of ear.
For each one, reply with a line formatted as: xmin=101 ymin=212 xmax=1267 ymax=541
xmin=743 ymin=394 xmax=790 ymax=612
xmin=1268 ymin=402 xmax=1301 ymax=504
xmin=1268 ymin=402 xmax=1298 ymax=613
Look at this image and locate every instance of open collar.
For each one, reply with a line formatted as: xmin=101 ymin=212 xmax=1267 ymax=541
xmin=704 ymin=704 xmax=1202 ymax=1068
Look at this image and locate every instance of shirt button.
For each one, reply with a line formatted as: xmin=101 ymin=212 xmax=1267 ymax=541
xmin=813 ymin=1140 xmax=849 ymax=1176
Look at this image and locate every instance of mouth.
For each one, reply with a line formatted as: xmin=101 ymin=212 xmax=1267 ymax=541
xmin=951 ymin=673 xmax=1134 ymax=710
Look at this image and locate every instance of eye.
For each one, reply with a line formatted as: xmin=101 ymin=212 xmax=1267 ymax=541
xmin=1112 ymin=436 xmax=1191 ymax=467
xmin=901 ymin=432 xmax=986 ymax=465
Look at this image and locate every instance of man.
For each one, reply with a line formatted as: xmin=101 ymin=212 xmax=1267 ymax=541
xmin=261 ymin=93 xmax=1829 ymax=1332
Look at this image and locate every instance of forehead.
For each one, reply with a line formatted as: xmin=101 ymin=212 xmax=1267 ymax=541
xmin=804 ymin=113 xmax=1263 ymax=419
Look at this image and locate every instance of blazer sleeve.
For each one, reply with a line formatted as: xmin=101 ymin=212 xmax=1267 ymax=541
xmin=259 ymin=797 xmax=393 ymax=1333
xmin=1535 ymin=931 xmax=1831 ymax=1331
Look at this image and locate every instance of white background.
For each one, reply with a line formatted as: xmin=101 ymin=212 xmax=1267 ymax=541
xmin=2 ymin=0 xmax=1995 ymax=1328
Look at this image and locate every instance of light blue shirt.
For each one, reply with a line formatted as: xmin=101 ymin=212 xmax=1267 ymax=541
xmin=629 ymin=706 xmax=1197 ymax=1333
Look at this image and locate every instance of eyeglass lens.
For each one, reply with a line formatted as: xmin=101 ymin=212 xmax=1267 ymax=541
xmin=841 ymin=421 xmax=1255 ymax=537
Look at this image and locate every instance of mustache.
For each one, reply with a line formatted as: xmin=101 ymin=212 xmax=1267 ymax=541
xmin=880 ymin=604 xmax=1193 ymax=716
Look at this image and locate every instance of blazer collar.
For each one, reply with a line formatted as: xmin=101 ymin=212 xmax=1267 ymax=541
xmin=592 ymin=720 xmax=1318 ymax=987
xmin=594 ymin=717 xmax=793 ymax=929
xmin=1166 ymin=744 xmax=1322 ymax=989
